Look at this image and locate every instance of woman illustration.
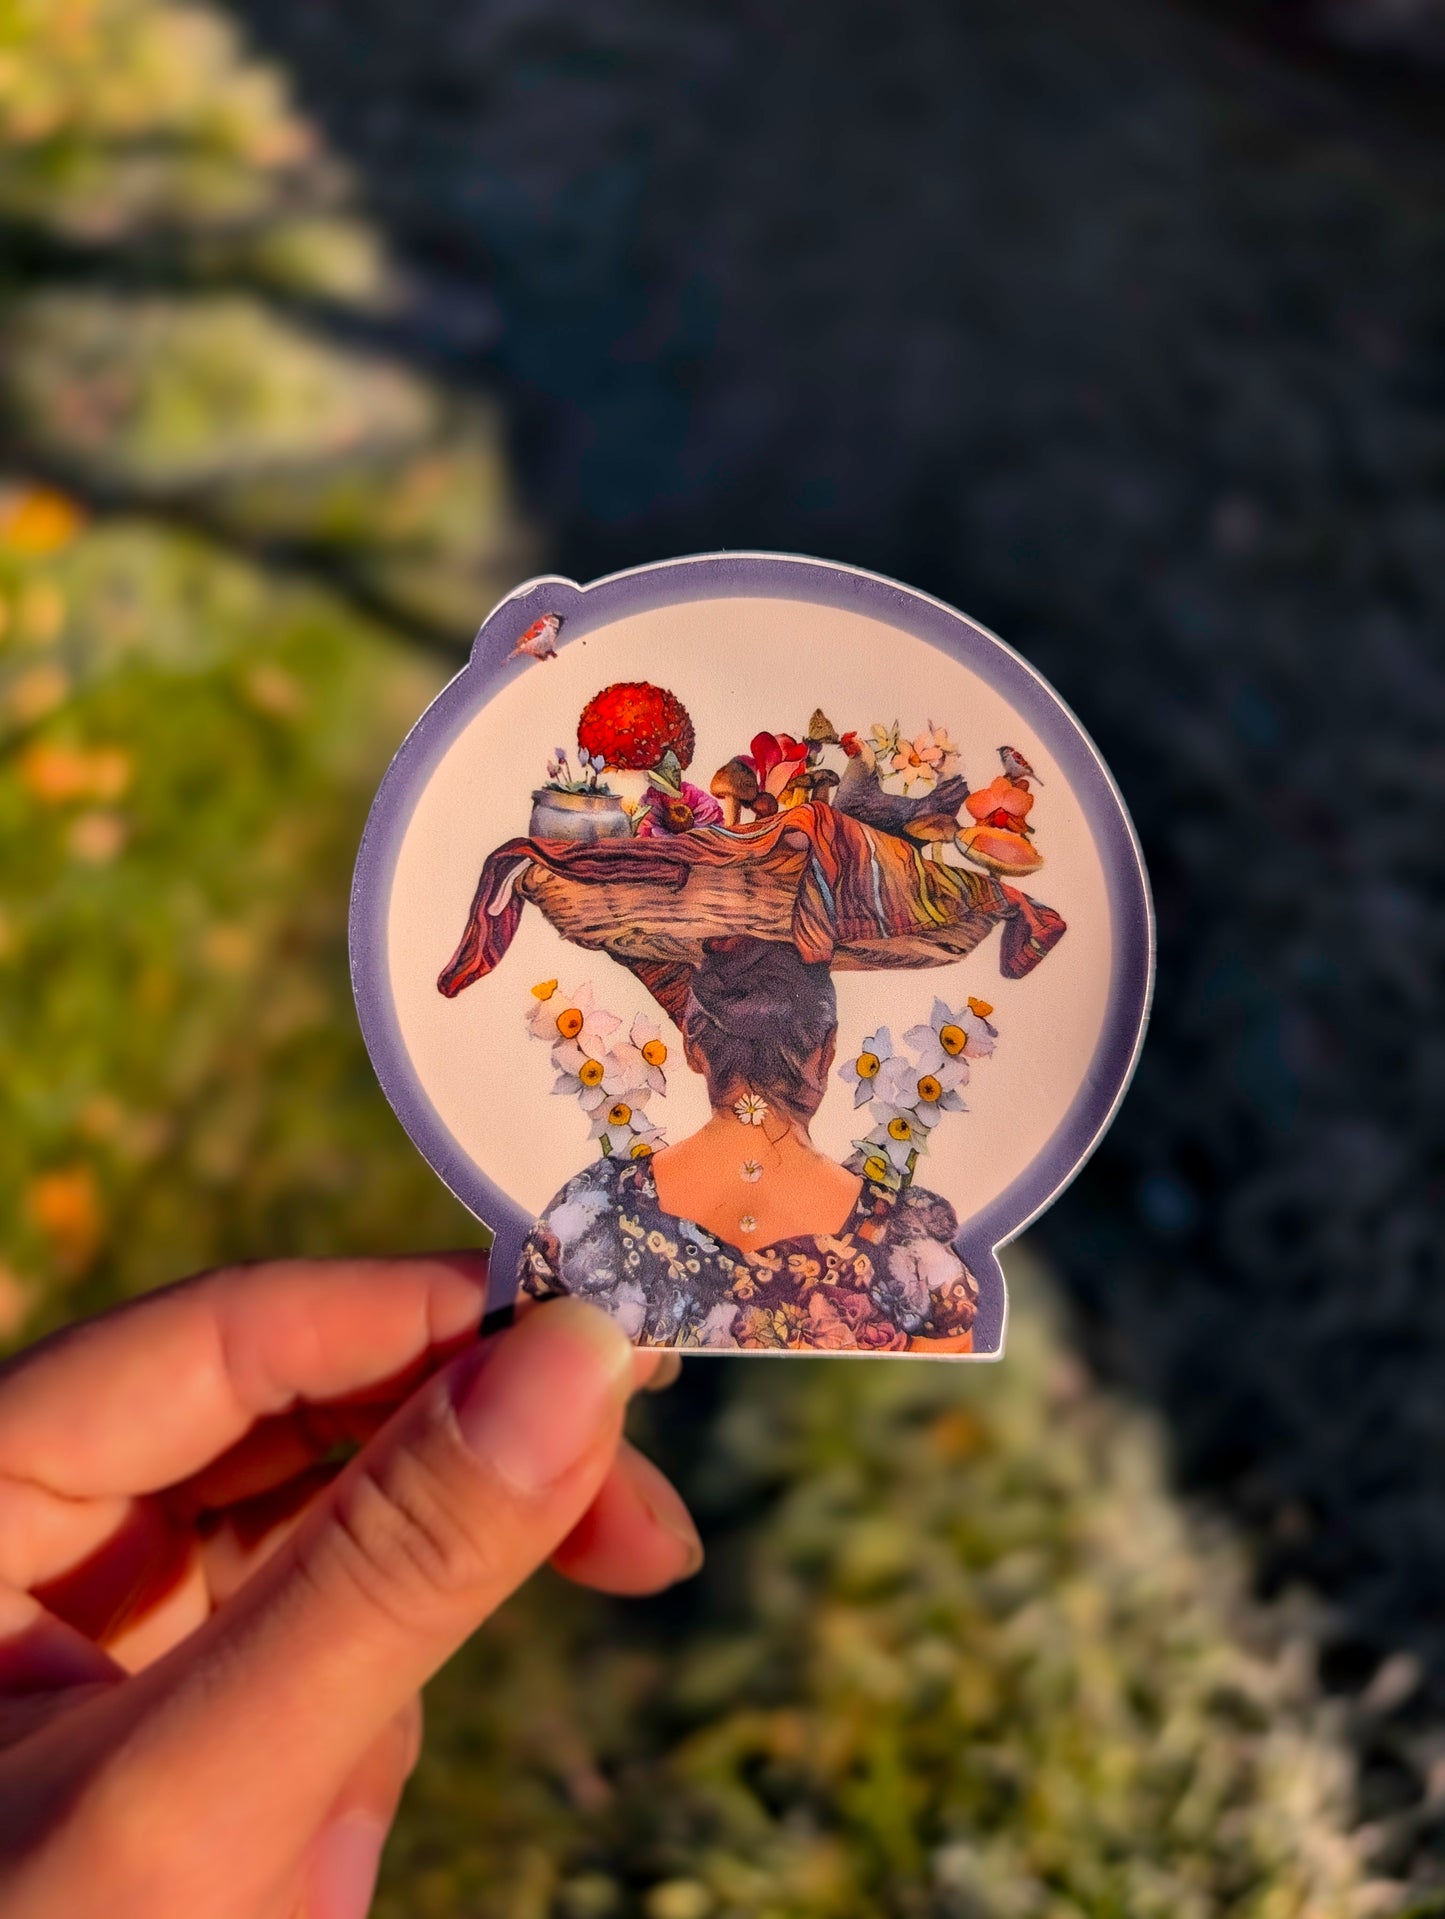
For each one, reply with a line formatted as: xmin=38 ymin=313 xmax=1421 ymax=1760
xmin=518 ymin=937 xmax=980 ymax=1352
xmin=436 ymin=696 xmax=1066 ymax=1353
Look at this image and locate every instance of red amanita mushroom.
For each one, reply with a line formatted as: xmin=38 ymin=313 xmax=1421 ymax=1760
xmin=577 ymin=682 xmax=695 ymax=773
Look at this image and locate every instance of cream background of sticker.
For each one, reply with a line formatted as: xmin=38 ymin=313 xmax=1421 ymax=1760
xmin=386 ymin=597 xmax=1112 ymax=1231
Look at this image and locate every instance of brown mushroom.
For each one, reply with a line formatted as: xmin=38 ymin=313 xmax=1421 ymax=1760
xmin=809 ymin=767 xmax=840 ymax=805
xmin=709 ymin=756 xmax=760 ymax=828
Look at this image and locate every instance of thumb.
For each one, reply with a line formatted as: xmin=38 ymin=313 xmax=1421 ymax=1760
xmin=109 ymin=1298 xmax=636 ymax=1869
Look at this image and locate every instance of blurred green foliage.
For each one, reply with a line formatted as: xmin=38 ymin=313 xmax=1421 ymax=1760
xmin=0 ymin=3 xmax=1376 ymax=1912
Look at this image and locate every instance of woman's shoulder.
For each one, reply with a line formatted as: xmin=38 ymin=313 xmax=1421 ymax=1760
xmin=846 ymin=1157 xmax=959 ymax=1244
xmin=539 ymin=1154 xmax=629 ymax=1210
xmin=893 ymin=1180 xmax=960 ymax=1244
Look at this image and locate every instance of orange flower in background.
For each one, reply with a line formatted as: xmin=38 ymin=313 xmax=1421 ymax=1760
xmin=26 ymin=1165 xmax=103 ymax=1275
xmin=0 ymin=486 xmax=84 ymax=555
xmin=18 ymin=742 xmax=132 ymax=804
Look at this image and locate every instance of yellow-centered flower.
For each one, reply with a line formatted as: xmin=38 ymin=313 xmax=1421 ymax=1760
xmin=578 ymin=1057 xmax=605 ymax=1087
xmin=864 ymin=1155 xmax=889 ymax=1182
xmin=937 ymin=1022 xmax=966 ymax=1056
xmin=629 ymin=1139 xmax=654 ymax=1158
xmin=887 ymin=1116 xmax=913 ymax=1141
xmin=641 ymin=1037 xmax=667 ymax=1067
xmin=607 ymin=1101 xmax=632 ymax=1127
xmin=916 ymin=1074 xmax=942 ymax=1103
xmin=531 ymin=979 xmax=558 ymax=999
xmin=855 ymin=1050 xmax=880 ymax=1079
xmin=556 ymin=1006 xmax=585 ymax=1039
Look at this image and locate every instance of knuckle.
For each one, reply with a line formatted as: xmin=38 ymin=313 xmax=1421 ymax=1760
xmin=310 ymin=1413 xmax=503 ymax=1632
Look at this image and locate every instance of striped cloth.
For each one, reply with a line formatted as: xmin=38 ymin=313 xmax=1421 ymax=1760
xmin=437 ymin=803 xmax=1065 ymax=1014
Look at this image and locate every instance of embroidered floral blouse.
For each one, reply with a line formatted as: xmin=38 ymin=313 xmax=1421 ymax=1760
xmin=519 ymin=1154 xmax=979 ymax=1351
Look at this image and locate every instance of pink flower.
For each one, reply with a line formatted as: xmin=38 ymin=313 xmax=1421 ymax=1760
xmin=635 ymin=778 xmax=725 ymax=836
xmin=743 ymin=731 xmax=810 ymax=799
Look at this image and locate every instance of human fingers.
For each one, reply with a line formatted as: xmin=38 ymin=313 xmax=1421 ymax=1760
xmin=300 ymin=1698 xmax=422 ymax=1919
xmin=79 ymin=1299 xmax=637 ymax=1891
xmin=640 ymin=1350 xmax=682 ymax=1392
xmin=550 ymin=1439 xmax=702 ymax=1594
xmin=201 ymin=1437 xmax=700 ymax=1615
xmin=182 ymin=1340 xmax=678 ymax=1518
xmin=0 ymin=1254 xmax=490 ymax=1509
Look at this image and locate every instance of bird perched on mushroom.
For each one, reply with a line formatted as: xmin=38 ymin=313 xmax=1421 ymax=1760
xmin=998 ymin=745 xmax=1042 ymax=786
xmin=956 ymin=744 xmax=1046 ymax=875
xmin=833 ymin=730 xmax=970 ymax=858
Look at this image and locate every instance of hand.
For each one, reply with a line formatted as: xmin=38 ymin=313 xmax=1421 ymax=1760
xmin=0 ymin=1256 xmax=699 ymax=1918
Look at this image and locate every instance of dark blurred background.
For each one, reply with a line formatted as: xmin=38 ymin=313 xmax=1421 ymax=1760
xmin=3 ymin=0 xmax=1444 ymax=1909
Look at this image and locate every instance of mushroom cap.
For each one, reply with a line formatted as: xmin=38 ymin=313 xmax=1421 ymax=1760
xmin=577 ymin=682 xmax=695 ymax=772
xmin=709 ymin=756 xmax=760 ymax=802
xmin=809 ymin=767 xmax=840 ymax=791
xmin=958 ymin=822 xmax=1044 ymax=876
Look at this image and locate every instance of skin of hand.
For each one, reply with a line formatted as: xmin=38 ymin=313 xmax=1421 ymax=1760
xmin=0 ymin=1255 xmax=698 ymax=1919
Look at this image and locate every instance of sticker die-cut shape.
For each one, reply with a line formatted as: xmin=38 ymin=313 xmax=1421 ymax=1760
xmin=351 ymin=552 xmax=1153 ymax=1355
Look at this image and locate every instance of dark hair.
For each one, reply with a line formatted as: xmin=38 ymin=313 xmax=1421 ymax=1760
xmin=683 ymin=937 xmax=837 ymax=1120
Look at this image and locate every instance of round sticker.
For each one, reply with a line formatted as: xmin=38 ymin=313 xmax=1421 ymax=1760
xmin=351 ymin=553 xmax=1152 ymax=1356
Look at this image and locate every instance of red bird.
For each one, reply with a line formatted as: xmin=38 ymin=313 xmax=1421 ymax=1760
xmin=507 ymin=612 xmax=562 ymax=662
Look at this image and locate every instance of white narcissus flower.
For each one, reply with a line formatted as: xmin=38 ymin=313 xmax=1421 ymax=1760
xmin=552 ymin=1041 xmax=649 ymax=1113
xmin=864 ymin=1104 xmax=928 ymax=1173
xmin=734 ymin=1092 xmax=768 ymax=1126
xmin=906 ymin=996 xmax=997 ymax=1077
xmin=526 ymin=979 xmax=621 ymax=1054
xmin=591 ymin=1101 xmax=666 ymax=1160
xmin=624 ymin=1011 xmax=670 ymax=1094
xmin=550 ymin=1039 xmax=611 ymax=1111
xmin=838 ymin=1026 xmax=894 ymax=1107
xmin=874 ymin=1051 xmax=967 ymax=1120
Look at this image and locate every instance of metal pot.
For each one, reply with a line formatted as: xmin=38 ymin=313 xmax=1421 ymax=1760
xmin=528 ymin=787 xmax=633 ymax=843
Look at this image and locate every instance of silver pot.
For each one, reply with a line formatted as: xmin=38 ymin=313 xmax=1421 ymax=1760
xmin=528 ymin=787 xmax=633 ymax=842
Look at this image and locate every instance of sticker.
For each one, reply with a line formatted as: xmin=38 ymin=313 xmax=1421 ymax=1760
xmin=351 ymin=553 xmax=1152 ymax=1356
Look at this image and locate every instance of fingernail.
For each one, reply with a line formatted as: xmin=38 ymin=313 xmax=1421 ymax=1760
xmin=309 ymin=1814 xmax=386 ymax=1919
xmin=453 ymin=1297 xmax=634 ymax=1496
xmin=641 ymin=1478 xmax=705 ymax=1578
xmin=640 ymin=1350 xmax=683 ymax=1393
xmin=623 ymin=1446 xmax=705 ymax=1579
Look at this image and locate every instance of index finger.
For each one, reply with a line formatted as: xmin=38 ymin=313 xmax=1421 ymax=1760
xmin=0 ymin=1255 xmax=491 ymax=1500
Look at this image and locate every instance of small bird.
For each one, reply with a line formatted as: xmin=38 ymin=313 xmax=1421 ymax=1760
xmin=998 ymin=744 xmax=1041 ymax=785
xmin=507 ymin=612 xmax=562 ymax=662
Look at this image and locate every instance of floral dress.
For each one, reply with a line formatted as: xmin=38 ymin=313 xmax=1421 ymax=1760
xmin=519 ymin=1155 xmax=979 ymax=1351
